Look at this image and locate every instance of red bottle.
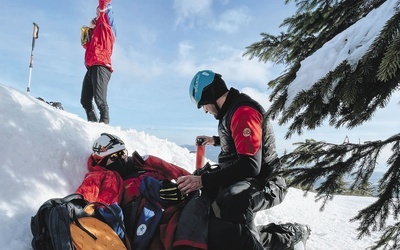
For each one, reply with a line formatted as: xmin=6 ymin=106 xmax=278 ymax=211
xmin=195 ymin=138 xmax=205 ymax=169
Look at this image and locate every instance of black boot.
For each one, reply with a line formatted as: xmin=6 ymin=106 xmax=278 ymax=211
xmin=86 ymin=109 xmax=98 ymax=122
xmin=99 ymin=107 xmax=109 ymax=124
xmin=291 ymin=223 xmax=311 ymax=249
xmin=257 ymin=222 xmax=311 ymax=250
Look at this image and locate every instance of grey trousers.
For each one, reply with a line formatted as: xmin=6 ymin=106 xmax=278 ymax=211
xmin=80 ymin=65 xmax=111 ymax=123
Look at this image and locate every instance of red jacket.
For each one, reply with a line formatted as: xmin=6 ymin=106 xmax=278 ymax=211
xmin=83 ymin=0 xmax=116 ymax=72
xmin=75 ymin=156 xmax=124 ymax=205
xmin=75 ymin=153 xmax=190 ymax=206
xmin=75 ymin=153 xmax=191 ymax=249
xmin=122 ymin=154 xmax=190 ymax=205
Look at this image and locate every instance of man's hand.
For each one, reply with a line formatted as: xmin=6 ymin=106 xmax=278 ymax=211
xmin=195 ymin=136 xmax=215 ymax=146
xmin=176 ymin=175 xmax=203 ymax=194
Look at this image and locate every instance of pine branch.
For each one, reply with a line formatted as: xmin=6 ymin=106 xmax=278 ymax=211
xmin=280 ymin=134 xmax=400 ymax=209
xmin=368 ymin=221 xmax=400 ymax=250
xmin=246 ymin=1 xmax=400 ymax=248
xmin=350 ymin=140 xmax=400 ymax=242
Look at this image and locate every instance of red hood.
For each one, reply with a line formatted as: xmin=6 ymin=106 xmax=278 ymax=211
xmin=87 ymin=155 xmax=108 ymax=172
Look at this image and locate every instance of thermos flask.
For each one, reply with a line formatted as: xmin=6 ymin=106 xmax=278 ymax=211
xmin=195 ymin=138 xmax=205 ymax=169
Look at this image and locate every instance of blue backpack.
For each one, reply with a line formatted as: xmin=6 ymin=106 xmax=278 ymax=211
xmin=123 ymin=176 xmax=164 ymax=250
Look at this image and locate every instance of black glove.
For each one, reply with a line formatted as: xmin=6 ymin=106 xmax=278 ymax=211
xmin=159 ymin=179 xmax=185 ymax=205
xmin=193 ymin=162 xmax=216 ymax=176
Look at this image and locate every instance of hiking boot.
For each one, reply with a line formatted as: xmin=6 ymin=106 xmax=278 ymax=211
xmin=99 ymin=106 xmax=109 ymax=124
xmin=85 ymin=109 xmax=98 ymax=122
xmin=292 ymin=223 xmax=311 ymax=250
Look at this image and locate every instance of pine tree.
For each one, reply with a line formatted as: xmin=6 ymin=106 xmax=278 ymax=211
xmin=347 ymin=178 xmax=374 ymax=197
xmin=244 ymin=0 xmax=400 ymax=248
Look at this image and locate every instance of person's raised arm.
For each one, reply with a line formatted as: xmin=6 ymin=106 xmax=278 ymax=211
xmin=98 ymin=0 xmax=111 ymax=11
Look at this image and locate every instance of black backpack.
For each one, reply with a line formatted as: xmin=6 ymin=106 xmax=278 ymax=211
xmin=37 ymin=97 xmax=64 ymax=110
xmin=30 ymin=193 xmax=88 ymax=250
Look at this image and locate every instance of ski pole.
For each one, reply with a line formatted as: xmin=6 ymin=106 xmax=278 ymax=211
xmin=27 ymin=22 xmax=39 ymax=94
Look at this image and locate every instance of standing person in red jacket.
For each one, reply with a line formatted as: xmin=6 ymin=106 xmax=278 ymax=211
xmin=80 ymin=0 xmax=116 ymax=124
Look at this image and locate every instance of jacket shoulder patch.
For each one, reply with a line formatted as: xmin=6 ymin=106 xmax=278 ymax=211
xmin=243 ymin=128 xmax=251 ymax=137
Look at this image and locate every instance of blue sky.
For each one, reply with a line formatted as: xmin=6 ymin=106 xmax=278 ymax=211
xmin=1 ymin=1 xmax=296 ymax=142
xmin=1 ymin=0 xmax=399 ymax=171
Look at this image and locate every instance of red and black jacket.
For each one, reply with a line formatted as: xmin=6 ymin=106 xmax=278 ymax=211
xmin=201 ymin=88 xmax=279 ymax=193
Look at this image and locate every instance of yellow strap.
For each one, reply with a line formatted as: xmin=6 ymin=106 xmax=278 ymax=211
xmin=80 ymin=26 xmax=90 ymax=46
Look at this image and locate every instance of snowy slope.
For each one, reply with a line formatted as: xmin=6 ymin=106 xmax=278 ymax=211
xmin=0 ymin=84 xmax=394 ymax=249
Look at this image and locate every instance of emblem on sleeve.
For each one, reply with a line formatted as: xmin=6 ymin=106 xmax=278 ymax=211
xmin=243 ymin=128 xmax=251 ymax=137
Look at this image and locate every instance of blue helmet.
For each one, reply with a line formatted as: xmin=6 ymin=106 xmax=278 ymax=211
xmin=189 ymin=70 xmax=228 ymax=109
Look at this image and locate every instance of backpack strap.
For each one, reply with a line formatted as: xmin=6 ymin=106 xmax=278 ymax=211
xmin=123 ymin=195 xmax=143 ymax=246
xmin=86 ymin=202 xmax=132 ymax=250
xmin=60 ymin=193 xmax=84 ymax=203
xmin=71 ymin=209 xmax=97 ymax=240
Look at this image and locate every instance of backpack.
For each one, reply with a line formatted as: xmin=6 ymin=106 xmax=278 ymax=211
xmin=30 ymin=193 xmax=87 ymax=250
xmin=123 ymin=176 xmax=164 ymax=250
xmin=70 ymin=202 xmax=130 ymax=250
xmin=37 ymin=97 xmax=64 ymax=110
xmin=31 ymin=194 xmax=131 ymax=250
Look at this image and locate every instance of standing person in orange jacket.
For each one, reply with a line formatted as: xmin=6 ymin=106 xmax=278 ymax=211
xmin=80 ymin=0 xmax=116 ymax=124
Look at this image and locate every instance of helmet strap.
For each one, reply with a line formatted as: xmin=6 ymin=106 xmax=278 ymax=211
xmin=100 ymin=133 xmax=124 ymax=150
xmin=213 ymin=100 xmax=221 ymax=113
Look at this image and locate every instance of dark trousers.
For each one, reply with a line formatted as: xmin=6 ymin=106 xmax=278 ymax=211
xmin=178 ymin=177 xmax=287 ymax=250
xmin=208 ymin=217 xmax=264 ymax=250
xmin=213 ymin=176 xmax=287 ymax=224
xmin=174 ymin=191 xmax=210 ymax=249
xmin=80 ymin=65 xmax=111 ymax=123
xmin=209 ymin=177 xmax=287 ymax=249
xmin=208 ymin=219 xmax=296 ymax=250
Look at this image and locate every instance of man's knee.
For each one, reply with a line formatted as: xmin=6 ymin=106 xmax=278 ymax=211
xmin=214 ymin=181 xmax=254 ymax=223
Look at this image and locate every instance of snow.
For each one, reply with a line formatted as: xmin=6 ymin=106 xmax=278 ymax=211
xmin=286 ymin=0 xmax=399 ymax=108
xmin=0 ymin=83 xmax=395 ymax=249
